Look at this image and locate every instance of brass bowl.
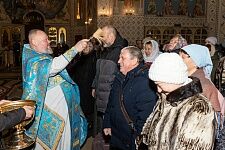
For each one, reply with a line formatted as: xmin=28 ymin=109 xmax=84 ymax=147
xmin=0 ymin=100 xmax=36 ymax=111
xmin=0 ymin=100 xmax=36 ymax=150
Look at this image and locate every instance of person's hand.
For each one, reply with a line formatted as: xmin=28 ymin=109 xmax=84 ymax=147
xmin=0 ymin=100 xmax=11 ymax=105
xmin=23 ymin=106 xmax=35 ymax=120
xmin=73 ymin=39 xmax=89 ymax=52
xmin=103 ymin=128 xmax=111 ymax=136
xmin=91 ymin=89 xmax=95 ymax=98
xmin=82 ymin=42 xmax=93 ymax=55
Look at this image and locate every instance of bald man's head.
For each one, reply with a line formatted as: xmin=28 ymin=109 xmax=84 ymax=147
xmin=28 ymin=29 xmax=53 ymax=54
xmin=101 ymin=25 xmax=117 ymax=47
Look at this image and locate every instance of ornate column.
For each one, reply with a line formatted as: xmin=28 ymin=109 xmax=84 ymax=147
xmin=138 ymin=0 xmax=143 ymax=15
xmin=206 ymin=0 xmax=219 ymax=37
xmin=76 ymin=0 xmax=81 ymax=20
xmin=114 ymin=0 xmax=119 ymax=15
xmin=218 ymin=0 xmax=225 ymax=42
xmin=69 ymin=0 xmax=75 ymax=45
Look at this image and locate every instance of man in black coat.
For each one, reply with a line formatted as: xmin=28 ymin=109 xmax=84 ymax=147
xmin=91 ymin=25 xmax=128 ymax=134
xmin=66 ymin=41 xmax=98 ymax=137
xmin=103 ymin=46 xmax=157 ymax=150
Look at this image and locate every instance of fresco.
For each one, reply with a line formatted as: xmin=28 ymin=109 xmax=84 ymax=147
xmin=1 ymin=0 xmax=67 ymax=23
xmin=144 ymin=0 xmax=206 ymax=17
xmin=35 ymin=0 xmax=67 ymax=19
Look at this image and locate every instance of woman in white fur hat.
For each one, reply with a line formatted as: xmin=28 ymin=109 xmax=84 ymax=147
xmin=137 ymin=53 xmax=215 ymax=150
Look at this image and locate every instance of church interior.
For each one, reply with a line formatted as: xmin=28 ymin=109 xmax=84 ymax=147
xmin=0 ymin=0 xmax=224 ymax=51
xmin=1 ymin=0 xmax=225 ymax=95
xmin=0 ymin=0 xmax=225 ymax=149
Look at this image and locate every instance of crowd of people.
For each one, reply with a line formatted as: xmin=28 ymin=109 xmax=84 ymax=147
xmin=0 ymin=25 xmax=225 ymax=150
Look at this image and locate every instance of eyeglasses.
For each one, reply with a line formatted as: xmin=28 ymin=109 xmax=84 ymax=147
xmin=179 ymin=49 xmax=190 ymax=57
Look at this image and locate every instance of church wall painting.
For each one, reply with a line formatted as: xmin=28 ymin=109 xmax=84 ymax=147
xmin=144 ymin=0 xmax=206 ymax=17
xmin=1 ymin=0 xmax=68 ymax=23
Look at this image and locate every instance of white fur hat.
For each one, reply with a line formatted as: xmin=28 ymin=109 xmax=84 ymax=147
xmin=149 ymin=53 xmax=188 ymax=84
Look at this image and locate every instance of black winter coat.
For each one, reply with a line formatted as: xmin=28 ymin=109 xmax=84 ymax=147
xmin=67 ymin=52 xmax=96 ymax=117
xmin=92 ymin=31 xmax=128 ymax=113
xmin=103 ymin=64 xmax=157 ymax=150
xmin=0 ymin=108 xmax=25 ymax=132
xmin=140 ymin=77 xmax=215 ymax=150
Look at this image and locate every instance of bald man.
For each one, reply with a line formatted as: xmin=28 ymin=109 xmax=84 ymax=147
xmin=22 ymin=29 xmax=88 ymax=150
xmin=91 ymin=25 xmax=128 ymax=134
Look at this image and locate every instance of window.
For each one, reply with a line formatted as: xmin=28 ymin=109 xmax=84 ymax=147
xmin=58 ymin=27 xmax=67 ymax=44
xmin=48 ymin=27 xmax=67 ymax=47
xmin=180 ymin=28 xmax=192 ymax=44
xmin=163 ymin=28 xmax=176 ymax=44
xmin=145 ymin=27 xmax=161 ymax=43
xmin=48 ymin=27 xmax=57 ymax=47
xmin=145 ymin=26 xmax=207 ymax=45
xmin=194 ymin=28 xmax=207 ymax=44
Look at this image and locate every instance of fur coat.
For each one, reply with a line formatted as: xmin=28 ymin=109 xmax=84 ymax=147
xmin=139 ymin=77 xmax=216 ymax=150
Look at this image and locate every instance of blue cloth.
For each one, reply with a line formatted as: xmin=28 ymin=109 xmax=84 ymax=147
xmin=182 ymin=44 xmax=213 ymax=79
xmin=22 ymin=44 xmax=87 ymax=149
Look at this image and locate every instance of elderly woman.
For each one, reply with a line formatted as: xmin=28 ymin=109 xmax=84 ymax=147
xmin=138 ymin=53 xmax=215 ymax=150
xmin=142 ymin=39 xmax=161 ymax=67
xmin=179 ymin=44 xmax=224 ymax=113
xmin=163 ymin=34 xmax=188 ymax=53
xmin=179 ymin=44 xmax=225 ymax=149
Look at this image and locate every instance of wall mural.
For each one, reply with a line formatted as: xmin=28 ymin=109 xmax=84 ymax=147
xmin=35 ymin=0 xmax=67 ymax=19
xmin=0 ymin=1 xmax=10 ymax=21
xmin=1 ymin=0 xmax=67 ymax=23
xmin=144 ymin=0 xmax=206 ymax=17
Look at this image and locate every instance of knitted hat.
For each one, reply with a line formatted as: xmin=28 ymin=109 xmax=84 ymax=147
xmin=149 ymin=53 xmax=188 ymax=84
xmin=205 ymin=37 xmax=217 ymax=45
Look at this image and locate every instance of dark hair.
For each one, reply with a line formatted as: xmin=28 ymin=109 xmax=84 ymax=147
xmin=145 ymin=41 xmax=152 ymax=45
xmin=180 ymin=49 xmax=190 ymax=57
xmin=205 ymin=44 xmax=211 ymax=51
